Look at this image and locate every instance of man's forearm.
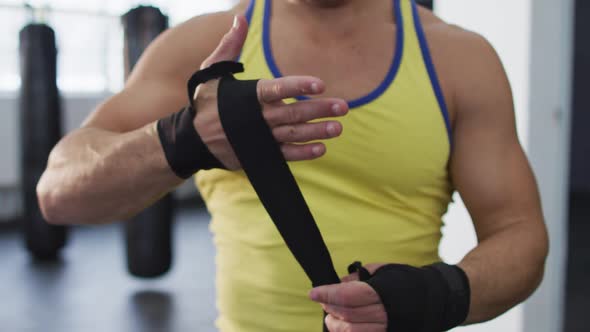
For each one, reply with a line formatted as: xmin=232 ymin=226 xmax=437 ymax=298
xmin=37 ymin=123 xmax=183 ymax=225
xmin=458 ymin=220 xmax=548 ymax=324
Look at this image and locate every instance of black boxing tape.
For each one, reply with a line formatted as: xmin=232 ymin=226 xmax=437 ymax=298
xmin=157 ymin=61 xmax=245 ymax=179
xmin=214 ymin=65 xmax=340 ymax=332
xmin=349 ymin=262 xmax=471 ymax=332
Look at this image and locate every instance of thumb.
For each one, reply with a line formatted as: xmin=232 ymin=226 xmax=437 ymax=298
xmin=201 ymin=15 xmax=249 ymax=68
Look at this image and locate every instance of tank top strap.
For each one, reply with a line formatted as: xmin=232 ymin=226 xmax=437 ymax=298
xmin=401 ymin=0 xmax=452 ymax=142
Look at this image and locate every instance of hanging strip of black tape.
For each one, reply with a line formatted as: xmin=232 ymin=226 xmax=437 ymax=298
xmin=189 ymin=61 xmax=340 ymax=331
xmin=216 ymin=75 xmax=341 ymax=289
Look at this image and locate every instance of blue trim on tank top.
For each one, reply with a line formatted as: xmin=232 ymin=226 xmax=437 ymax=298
xmin=262 ymin=0 xmax=404 ymax=109
xmin=411 ymin=0 xmax=453 ymax=145
xmin=245 ymin=0 xmax=256 ymax=26
xmin=236 ymin=0 xmax=257 ymax=61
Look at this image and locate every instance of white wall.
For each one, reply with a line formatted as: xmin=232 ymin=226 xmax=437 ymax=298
xmin=523 ymin=0 xmax=574 ymax=331
xmin=0 ymin=94 xmax=19 ymax=187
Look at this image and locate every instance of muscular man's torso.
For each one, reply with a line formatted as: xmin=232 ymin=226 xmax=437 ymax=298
xmin=126 ymin=1 xmax=497 ymax=330
xmin=195 ymin=1 xmax=458 ymax=330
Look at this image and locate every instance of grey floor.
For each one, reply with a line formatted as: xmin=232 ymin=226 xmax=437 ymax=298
xmin=0 ymin=208 xmax=217 ymax=332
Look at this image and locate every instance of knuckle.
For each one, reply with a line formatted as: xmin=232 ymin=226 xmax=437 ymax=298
xmin=286 ymin=105 xmax=300 ymax=123
xmin=258 ymin=80 xmax=275 ymax=103
xmin=338 ymin=290 xmax=354 ymax=305
xmin=265 ymin=111 xmax=279 ymax=127
xmin=331 ymin=288 xmax=345 ymax=305
xmin=280 ymin=144 xmax=292 ymax=158
xmin=285 ymin=126 xmax=298 ymax=140
xmin=257 ymin=80 xmax=266 ymax=102
xmin=272 ymin=82 xmax=284 ymax=98
xmin=339 ymin=308 xmax=354 ymax=322
xmin=298 ymin=81 xmax=308 ymax=94
xmin=219 ymin=33 xmax=232 ymax=47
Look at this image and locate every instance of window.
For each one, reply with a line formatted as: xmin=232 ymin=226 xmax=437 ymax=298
xmin=0 ymin=0 xmax=238 ymax=94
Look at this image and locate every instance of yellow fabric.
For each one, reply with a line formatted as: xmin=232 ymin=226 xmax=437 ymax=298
xmin=195 ymin=0 xmax=453 ymax=330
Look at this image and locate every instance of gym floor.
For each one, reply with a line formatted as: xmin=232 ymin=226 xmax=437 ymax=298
xmin=1 ymin=203 xmax=588 ymax=332
xmin=0 ymin=207 xmax=217 ymax=332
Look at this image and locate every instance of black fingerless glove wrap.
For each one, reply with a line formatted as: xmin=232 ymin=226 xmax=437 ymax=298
xmin=157 ymin=61 xmax=245 ymax=178
xmin=349 ymin=261 xmax=471 ymax=332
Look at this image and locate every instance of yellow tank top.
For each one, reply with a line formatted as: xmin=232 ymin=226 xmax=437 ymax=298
xmin=196 ymin=0 xmax=453 ymax=330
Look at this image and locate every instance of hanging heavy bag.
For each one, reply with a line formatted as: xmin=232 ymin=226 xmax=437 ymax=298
xmin=19 ymin=23 xmax=68 ymax=260
xmin=417 ymin=0 xmax=434 ymax=10
xmin=122 ymin=6 xmax=175 ymax=278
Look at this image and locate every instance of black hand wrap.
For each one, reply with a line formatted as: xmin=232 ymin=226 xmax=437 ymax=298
xmin=208 ymin=61 xmax=340 ymax=331
xmin=157 ymin=61 xmax=245 ymax=179
xmin=349 ymin=262 xmax=471 ymax=332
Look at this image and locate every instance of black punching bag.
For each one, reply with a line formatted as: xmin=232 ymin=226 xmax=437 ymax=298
xmin=122 ymin=6 xmax=174 ymax=278
xmin=19 ymin=23 xmax=68 ymax=260
xmin=417 ymin=0 xmax=434 ymax=10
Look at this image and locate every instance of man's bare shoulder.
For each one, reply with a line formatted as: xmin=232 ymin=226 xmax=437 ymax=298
xmin=127 ymin=1 xmax=250 ymax=85
xmin=416 ymin=7 xmax=508 ymax=117
xmin=417 ymin=6 xmax=497 ymax=58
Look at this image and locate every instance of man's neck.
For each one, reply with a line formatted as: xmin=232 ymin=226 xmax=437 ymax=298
xmin=288 ymin=0 xmax=357 ymax=9
xmin=277 ymin=0 xmax=393 ymax=38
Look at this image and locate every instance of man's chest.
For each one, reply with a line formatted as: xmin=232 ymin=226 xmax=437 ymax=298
xmin=270 ymin=25 xmax=397 ymax=102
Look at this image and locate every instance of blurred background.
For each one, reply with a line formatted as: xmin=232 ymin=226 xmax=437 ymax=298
xmin=0 ymin=0 xmax=586 ymax=331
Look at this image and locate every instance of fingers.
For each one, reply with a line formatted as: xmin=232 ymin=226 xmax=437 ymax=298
xmin=264 ymin=98 xmax=348 ymax=127
xmin=257 ymin=77 xmax=326 ymax=103
xmin=310 ymin=281 xmax=381 ymax=307
xmin=341 ymin=273 xmax=360 ymax=283
xmin=201 ymin=15 xmax=249 ymax=68
xmin=281 ymin=143 xmax=326 ymax=161
xmin=323 ymin=303 xmax=387 ymax=324
xmin=325 ymin=315 xmax=386 ymax=332
xmin=273 ymin=121 xmax=342 ymax=143
xmin=341 ymin=263 xmax=386 ymax=282
xmin=266 ymin=98 xmax=347 ymax=144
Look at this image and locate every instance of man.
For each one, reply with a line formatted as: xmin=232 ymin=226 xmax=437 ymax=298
xmin=37 ymin=0 xmax=548 ymax=331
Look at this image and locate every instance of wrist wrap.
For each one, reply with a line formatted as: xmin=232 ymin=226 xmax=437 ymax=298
xmin=349 ymin=261 xmax=471 ymax=332
xmin=157 ymin=61 xmax=245 ymax=178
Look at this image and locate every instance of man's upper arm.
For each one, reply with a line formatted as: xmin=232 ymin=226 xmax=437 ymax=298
xmin=83 ymin=11 xmax=238 ymax=133
xmin=448 ymin=30 xmax=545 ymax=242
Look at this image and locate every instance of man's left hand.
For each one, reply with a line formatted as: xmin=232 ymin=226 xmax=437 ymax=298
xmin=310 ymin=264 xmax=387 ymax=332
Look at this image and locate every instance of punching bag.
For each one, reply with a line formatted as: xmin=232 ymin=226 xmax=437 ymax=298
xmin=19 ymin=23 xmax=68 ymax=260
xmin=417 ymin=0 xmax=434 ymax=10
xmin=122 ymin=6 xmax=174 ymax=278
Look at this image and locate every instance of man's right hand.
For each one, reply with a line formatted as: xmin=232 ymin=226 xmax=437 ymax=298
xmin=192 ymin=15 xmax=349 ymax=170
